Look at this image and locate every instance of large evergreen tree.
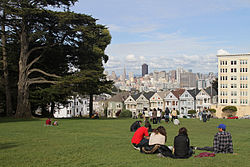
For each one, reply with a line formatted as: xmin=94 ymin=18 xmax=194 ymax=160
xmin=0 ymin=0 xmax=113 ymax=118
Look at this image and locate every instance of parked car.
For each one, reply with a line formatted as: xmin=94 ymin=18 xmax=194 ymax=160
xmin=227 ymin=116 xmax=238 ymax=119
xmin=239 ymin=115 xmax=250 ymax=119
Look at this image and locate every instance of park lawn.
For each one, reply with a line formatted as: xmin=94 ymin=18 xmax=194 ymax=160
xmin=0 ymin=118 xmax=250 ymax=167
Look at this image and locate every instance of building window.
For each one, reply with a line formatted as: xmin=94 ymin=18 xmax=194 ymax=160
xmin=231 ymin=60 xmax=237 ymax=65
xmin=231 ymin=84 xmax=237 ymax=88
xmin=231 ymin=99 xmax=237 ymax=104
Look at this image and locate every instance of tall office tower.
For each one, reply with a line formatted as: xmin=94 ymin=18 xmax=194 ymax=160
xmin=159 ymin=71 xmax=166 ymax=78
xmin=121 ymin=66 xmax=126 ymax=82
xmin=169 ymin=70 xmax=176 ymax=82
xmin=177 ymin=67 xmax=184 ymax=84
xmin=111 ymin=71 xmax=117 ymax=80
xmin=142 ymin=63 xmax=148 ymax=77
xmin=129 ymin=72 xmax=134 ymax=82
xmin=180 ymin=72 xmax=197 ymax=88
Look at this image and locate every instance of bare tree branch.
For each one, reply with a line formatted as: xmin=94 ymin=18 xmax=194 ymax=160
xmin=26 ymin=46 xmax=46 ymax=58
xmin=27 ymin=77 xmax=57 ymax=85
xmin=26 ymin=55 xmax=41 ymax=71
xmin=28 ymin=68 xmax=61 ymax=78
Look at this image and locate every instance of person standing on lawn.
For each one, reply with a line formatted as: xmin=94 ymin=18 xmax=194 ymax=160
xmin=131 ymin=122 xmax=151 ymax=149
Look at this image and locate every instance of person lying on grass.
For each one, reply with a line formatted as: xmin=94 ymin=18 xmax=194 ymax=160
xmin=131 ymin=122 xmax=151 ymax=150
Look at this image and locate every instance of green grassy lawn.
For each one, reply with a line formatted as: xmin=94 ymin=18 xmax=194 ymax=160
xmin=0 ymin=118 xmax=250 ymax=167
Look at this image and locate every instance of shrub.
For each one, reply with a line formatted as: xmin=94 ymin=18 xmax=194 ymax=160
xmin=222 ymin=106 xmax=237 ymax=112
xmin=188 ymin=110 xmax=196 ymax=114
xmin=176 ymin=110 xmax=180 ymax=115
xmin=119 ymin=110 xmax=132 ymax=118
xmin=115 ymin=110 xmax=121 ymax=117
xmin=208 ymin=108 xmax=216 ymax=113
xmin=138 ymin=113 xmax=143 ymax=118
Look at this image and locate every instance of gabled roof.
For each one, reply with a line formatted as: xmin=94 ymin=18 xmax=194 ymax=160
xmin=108 ymin=92 xmax=130 ymax=102
xmin=143 ymin=91 xmax=155 ymax=100
xmin=131 ymin=93 xmax=141 ymax=101
xmin=205 ymin=87 xmax=218 ymax=97
xmin=172 ymin=89 xmax=185 ymax=99
xmin=187 ymin=88 xmax=200 ymax=98
xmin=157 ymin=91 xmax=170 ymax=99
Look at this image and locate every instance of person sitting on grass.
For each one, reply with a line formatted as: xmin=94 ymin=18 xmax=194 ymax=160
xmin=45 ymin=118 xmax=51 ymax=126
xmin=131 ymin=122 xmax=151 ymax=150
xmin=130 ymin=120 xmax=142 ymax=132
xmin=195 ymin=124 xmax=233 ymax=154
xmin=173 ymin=127 xmax=194 ymax=158
xmin=53 ymin=120 xmax=58 ymax=126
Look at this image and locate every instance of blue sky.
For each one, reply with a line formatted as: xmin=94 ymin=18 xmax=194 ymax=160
xmin=70 ymin=0 xmax=250 ymax=75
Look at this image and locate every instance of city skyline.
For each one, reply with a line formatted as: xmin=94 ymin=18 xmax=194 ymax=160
xmin=71 ymin=1 xmax=250 ymax=75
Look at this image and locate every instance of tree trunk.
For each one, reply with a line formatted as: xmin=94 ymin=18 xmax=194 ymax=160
xmin=15 ymin=24 xmax=31 ymax=118
xmin=1 ymin=10 xmax=13 ymax=117
xmin=89 ymin=94 xmax=93 ymax=118
xmin=50 ymin=102 xmax=55 ymax=118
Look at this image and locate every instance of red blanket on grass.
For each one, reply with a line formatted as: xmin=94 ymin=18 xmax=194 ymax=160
xmin=195 ymin=152 xmax=215 ymax=158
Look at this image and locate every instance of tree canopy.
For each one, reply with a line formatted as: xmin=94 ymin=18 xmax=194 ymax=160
xmin=0 ymin=0 xmax=113 ymax=118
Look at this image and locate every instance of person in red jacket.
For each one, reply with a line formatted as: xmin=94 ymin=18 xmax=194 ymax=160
xmin=45 ymin=118 xmax=51 ymax=126
xmin=131 ymin=122 xmax=151 ymax=150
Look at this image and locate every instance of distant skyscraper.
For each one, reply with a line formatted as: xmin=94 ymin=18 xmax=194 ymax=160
xmin=142 ymin=64 xmax=148 ymax=77
xmin=111 ymin=71 xmax=117 ymax=80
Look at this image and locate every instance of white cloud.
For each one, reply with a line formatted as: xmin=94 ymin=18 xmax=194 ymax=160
xmin=126 ymin=54 xmax=137 ymax=62
xmin=217 ymin=49 xmax=230 ymax=55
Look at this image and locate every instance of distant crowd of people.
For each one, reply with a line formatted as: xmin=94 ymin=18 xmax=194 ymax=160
xmin=135 ymin=107 xmax=180 ymax=125
xmin=130 ymin=119 xmax=233 ymax=158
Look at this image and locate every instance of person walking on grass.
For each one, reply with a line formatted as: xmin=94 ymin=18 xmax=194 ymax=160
xmin=171 ymin=108 xmax=177 ymax=122
xmin=195 ymin=124 xmax=233 ymax=154
xmin=131 ymin=122 xmax=151 ymax=150
xmin=164 ymin=107 xmax=170 ymax=123
xmin=152 ymin=108 xmax=157 ymax=124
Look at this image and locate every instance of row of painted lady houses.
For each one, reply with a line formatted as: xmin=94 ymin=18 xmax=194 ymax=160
xmin=107 ymin=87 xmax=217 ymax=118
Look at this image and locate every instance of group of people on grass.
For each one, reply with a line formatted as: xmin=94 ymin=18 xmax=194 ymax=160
xmin=131 ymin=121 xmax=233 ymax=158
xmin=198 ymin=109 xmax=212 ymax=122
xmin=139 ymin=107 xmax=180 ymax=125
xmin=45 ymin=118 xmax=58 ymax=126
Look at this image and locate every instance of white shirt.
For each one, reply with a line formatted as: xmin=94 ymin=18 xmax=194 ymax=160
xmin=149 ymin=132 xmax=166 ymax=145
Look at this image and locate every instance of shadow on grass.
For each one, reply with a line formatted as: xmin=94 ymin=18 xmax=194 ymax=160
xmin=0 ymin=143 xmax=18 ymax=150
xmin=0 ymin=117 xmax=42 ymax=123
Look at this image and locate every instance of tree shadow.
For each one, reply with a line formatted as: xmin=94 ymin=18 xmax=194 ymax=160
xmin=0 ymin=143 xmax=18 ymax=150
xmin=0 ymin=117 xmax=41 ymax=123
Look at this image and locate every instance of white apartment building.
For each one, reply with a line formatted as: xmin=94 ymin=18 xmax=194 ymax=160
xmin=54 ymin=96 xmax=89 ymax=118
xmin=216 ymin=53 xmax=250 ymax=117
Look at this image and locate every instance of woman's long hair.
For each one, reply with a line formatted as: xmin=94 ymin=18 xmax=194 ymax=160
xmin=178 ymin=127 xmax=188 ymax=136
xmin=153 ymin=126 xmax=167 ymax=137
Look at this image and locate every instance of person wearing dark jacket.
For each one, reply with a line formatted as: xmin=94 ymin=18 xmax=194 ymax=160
xmin=173 ymin=127 xmax=193 ymax=158
xmin=130 ymin=120 xmax=142 ymax=132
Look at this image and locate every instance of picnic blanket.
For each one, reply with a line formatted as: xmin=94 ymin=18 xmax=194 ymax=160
xmin=195 ymin=152 xmax=215 ymax=158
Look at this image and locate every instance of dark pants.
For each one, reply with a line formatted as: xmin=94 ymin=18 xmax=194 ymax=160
xmin=157 ymin=117 xmax=161 ymax=123
xmin=153 ymin=118 xmax=157 ymax=124
xmin=133 ymin=138 xmax=149 ymax=148
xmin=196 ymin=146 xmax=213 ymax=152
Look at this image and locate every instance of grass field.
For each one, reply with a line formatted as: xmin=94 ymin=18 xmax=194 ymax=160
xmin=0 ymin=118 xmax=250 ymax=167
